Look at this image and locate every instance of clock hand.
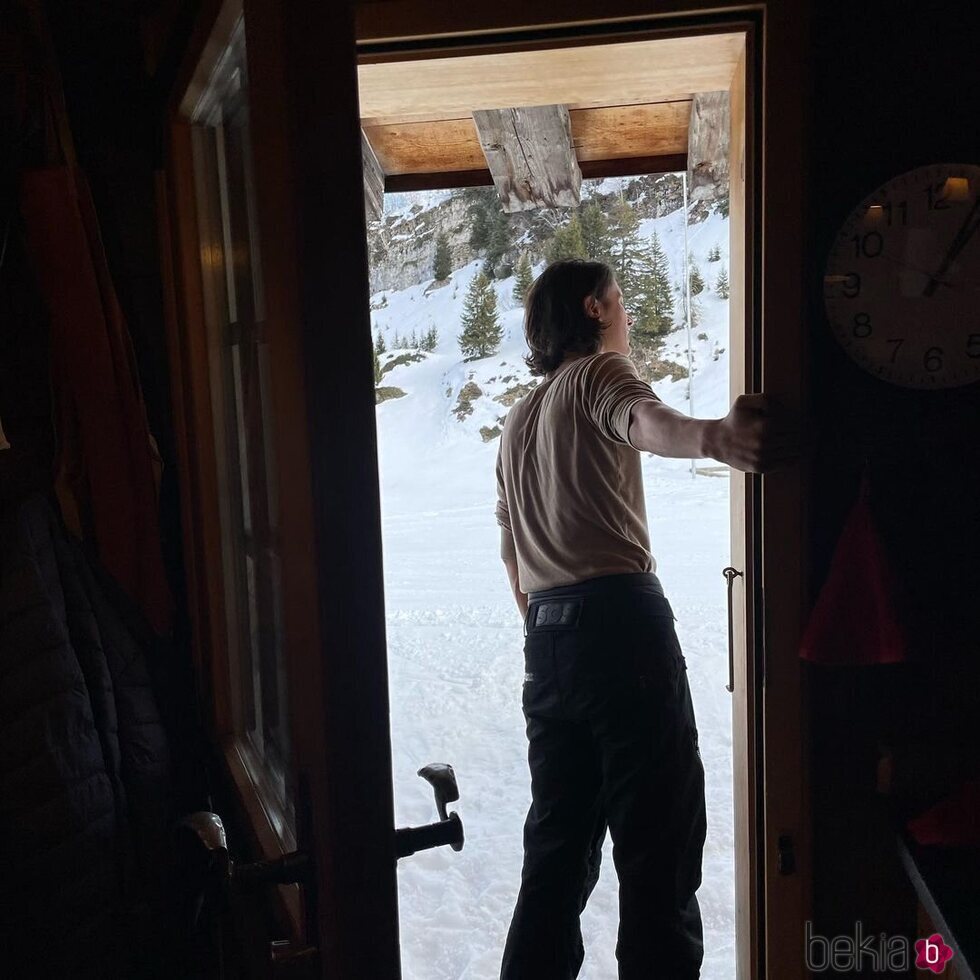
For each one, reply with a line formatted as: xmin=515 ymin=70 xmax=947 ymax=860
xmin=873 ymin=251 xmax=952 ymax=285
xmin=923 ymin=196 xmax=980 ymax=298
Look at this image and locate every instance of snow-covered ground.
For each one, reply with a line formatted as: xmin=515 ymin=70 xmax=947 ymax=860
xmin=372 ymin=197 xmax=734 ymax=979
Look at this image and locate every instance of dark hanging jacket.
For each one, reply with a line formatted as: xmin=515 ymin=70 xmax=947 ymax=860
xmin=0 ymin=486 xmax=174 ymax=977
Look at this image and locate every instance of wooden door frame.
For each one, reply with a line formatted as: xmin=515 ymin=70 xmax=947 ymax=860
xmin=354 ymin=3 xmax=810 ymax=980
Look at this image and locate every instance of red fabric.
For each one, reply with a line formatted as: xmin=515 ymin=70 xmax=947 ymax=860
xmin=21 ymin=166 xmax=172 ymax=635
xmin=799 ymin=474 xmax=907 ymax=665
xmin=907 ymin=778 xmax=980 ymax=847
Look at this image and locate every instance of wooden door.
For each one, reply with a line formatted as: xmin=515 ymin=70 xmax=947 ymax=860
xmin=161 ymin=0 xmax=403 ymax=975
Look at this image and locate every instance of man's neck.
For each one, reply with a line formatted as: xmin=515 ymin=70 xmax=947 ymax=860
xmin=545 ymin=351 xmax=592 ymax=382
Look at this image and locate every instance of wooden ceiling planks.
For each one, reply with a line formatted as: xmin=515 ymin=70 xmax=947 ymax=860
xmin=356 ymin=33 xmax=742 ymax=125
xmin=572 ymin=101 xmax=690 ymax=161
xmin=356 ymin=32 xmax=738 ymax=188
xmin=364 ymin=102 xmax=690 ymax=177
xmin=365 ymin=117 xmax=486 ymax=174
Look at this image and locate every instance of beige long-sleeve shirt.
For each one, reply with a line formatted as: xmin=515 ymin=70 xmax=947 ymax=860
xmin=494 ymin=350 xmax=659 ymax=594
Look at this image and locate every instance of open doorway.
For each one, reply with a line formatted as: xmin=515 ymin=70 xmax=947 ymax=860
xmin=359 ymin=32 xmax=740 ymax=980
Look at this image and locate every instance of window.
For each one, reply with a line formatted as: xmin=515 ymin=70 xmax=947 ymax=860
xmin=188 ymin=18 xmax=291 ymax=840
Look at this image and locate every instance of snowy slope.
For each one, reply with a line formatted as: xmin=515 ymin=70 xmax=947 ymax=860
xmin=372 ymin=193 xmax=735 ymax=980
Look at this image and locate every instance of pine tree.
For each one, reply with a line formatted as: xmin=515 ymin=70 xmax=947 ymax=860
xmin=715 ymin=265 xmax=730 ymax=299
xmin=433 ymin=233 xmax=452 ymax=280
xmin=689 ymin=255 xmax=705 ymax=295
xmin=545 ymin=214 xmax=587 ymax=263
xmin=607 ymin=198 xmax=645 ymax=312
xmin=707 ymin=244 xmax=721 ymax=262
xmin=579 ymin=199 xmax=611 ymax=262
xmin=422 ymin=325 xmax=438 ymax=351
xmin=373 ymin=346 xmax=382 ymax=384
xmin=409 ymin=329 xmax=419 ymax=349
xmin=374 ymin=332 xmax=386 ymax=355
xmin=632 ymin=231 xmax=675 ymax=337
xmin=458 ymin=273 xmax=503 ymax=359
xmin=477 ymin=206 xmax=512 ymax=278
xmin=469 ymin=206 xmax=490 ymax=250
xmin=513 ymin=253 xmax=534 ymax=305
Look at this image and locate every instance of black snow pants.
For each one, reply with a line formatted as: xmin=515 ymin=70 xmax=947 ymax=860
xmin=500 ymin=571 xmax=707 ymax=980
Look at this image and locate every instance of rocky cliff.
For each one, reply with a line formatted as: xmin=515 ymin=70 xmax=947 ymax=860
xmin=366 ymin=172 xmax=716 ymax=295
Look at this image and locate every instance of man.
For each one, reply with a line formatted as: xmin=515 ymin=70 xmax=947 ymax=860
xmin=496 ymin=259 xmax=798 ymax=979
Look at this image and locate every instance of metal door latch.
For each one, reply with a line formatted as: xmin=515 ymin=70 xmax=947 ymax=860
xmin=722 ymin=566 xmax=743 ymax=693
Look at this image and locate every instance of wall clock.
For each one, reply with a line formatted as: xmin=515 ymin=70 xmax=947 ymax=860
xmin=823 ymin=163 xmax=980 ymax=388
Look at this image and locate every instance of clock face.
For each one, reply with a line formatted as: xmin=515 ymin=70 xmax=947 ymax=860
xmin=824 ymin=163 xmax=980 ymax=388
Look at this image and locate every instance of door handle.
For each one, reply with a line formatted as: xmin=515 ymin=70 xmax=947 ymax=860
xmin=175 ymin=811 xmax=320 ymax=973
xmin=174 ymin=812 xmax=312 ymax=918
xmin=394 ymin=763 xmax=465 ymax=859
xmin=722 ymin=566 xmax=743 ymax=693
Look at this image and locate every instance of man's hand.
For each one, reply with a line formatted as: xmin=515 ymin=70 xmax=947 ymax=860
xmin=705 ymin=393 xmax=801 ymax=473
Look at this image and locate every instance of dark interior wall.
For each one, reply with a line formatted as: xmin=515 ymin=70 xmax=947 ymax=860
xmin=806 ymin=0 xmax=980 ymax=960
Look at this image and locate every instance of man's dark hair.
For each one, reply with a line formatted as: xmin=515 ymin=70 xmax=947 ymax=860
xmin=522 ymin=259 xmax=615 ymax=376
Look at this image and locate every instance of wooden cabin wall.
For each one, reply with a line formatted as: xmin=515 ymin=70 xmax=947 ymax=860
xmin=42 ymin=0 xmax=184 ymax=591
xmin=807 ymin=0 xmax=980 ymax=958
xmin=18 ymin=0 xmax=214 ymax=872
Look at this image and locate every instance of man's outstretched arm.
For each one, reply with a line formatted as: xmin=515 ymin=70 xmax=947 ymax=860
xmin=503 ymin=556 xmax=528 ymax=619
xmin=627 ymin=392 xmax=800 ymax=473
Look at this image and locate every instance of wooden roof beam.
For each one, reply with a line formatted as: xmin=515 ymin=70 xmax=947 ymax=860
xmin=472 ymin=105 xmax=582 ymax=213
xmin=687 ymin=91 xmax=730 ymax=203
xmin=361 ymin=130 xmax=385 ymax=221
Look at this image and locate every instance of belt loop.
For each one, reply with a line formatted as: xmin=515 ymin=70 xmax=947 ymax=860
xmin=523 ymin=604 xmax=531 ymax=638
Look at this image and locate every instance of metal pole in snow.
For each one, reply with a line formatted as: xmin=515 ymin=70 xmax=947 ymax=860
xmin=682 ymin=170 xmax=695 ymax=478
